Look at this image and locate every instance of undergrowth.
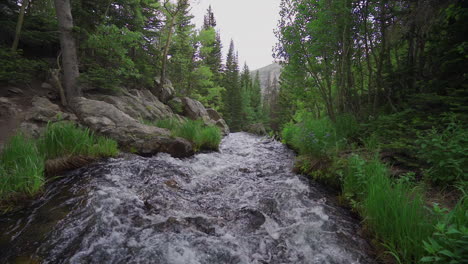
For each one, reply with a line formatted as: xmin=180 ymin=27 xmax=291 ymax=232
xmin=0 ymin=122 xmax=118 ymax=201
xmin=0 ymin=134 xmax=44 ymax=199
xmin=283 ymin=110 xmax=467 ymax=263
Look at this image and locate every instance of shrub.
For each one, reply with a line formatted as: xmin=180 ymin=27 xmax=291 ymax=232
xmin=38 ymin=122 xmax=119 ymax=159
xmin=416 ymin=115 xmax=468 ymax=185
xmin=0 ymin=134 xmax=44 ymax=198
xmin=281 ymin=116 xmax=345 ymax=158
xmin=0 ymin=47 xmax=46 ymax=84
xmin=421 ymin=195 xmax=468 ymax=264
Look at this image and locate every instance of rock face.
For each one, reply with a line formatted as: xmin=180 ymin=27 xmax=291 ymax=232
xmin=89 ymin=89 xmax=175 ymax=122
xmin=74 ymin=97 xmax=193 ymax=158
xmin=180 ymin=97 xmax=230 ymax=134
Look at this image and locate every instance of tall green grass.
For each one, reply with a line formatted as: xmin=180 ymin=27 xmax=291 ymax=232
xmin=342 ymin=155 xmax=436 ymax=263
xmin=364 ymin=173 xmax=435 ymax=263
xmin=38 ymin=122 xmax=118 ymax=159
xmin=0 ymin=122 xmax=118 ymax=200
xmin=147 ymin=119 xmax=222 ymax=151
xmin=0 ymin=134 xmax=44 ymax=199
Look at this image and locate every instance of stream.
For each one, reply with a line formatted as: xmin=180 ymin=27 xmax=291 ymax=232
xmin=0 ymin=133 xmax=375 ymax=264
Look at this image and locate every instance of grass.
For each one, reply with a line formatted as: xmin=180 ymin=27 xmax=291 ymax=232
xmin=38 ymin=122 xmax=119 ymax=159
xmin=0 ymin=134 xmax=44 ymax=199
xmin=146 ymin=118 xmax=222 ymax=151
xmin=0 ymin=122 xmax=119 ymax=201
xmin=340 ymin=155 xmax=437 ymax=263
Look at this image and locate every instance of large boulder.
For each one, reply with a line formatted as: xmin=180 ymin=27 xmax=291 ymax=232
xmin=180 ymin=97 xmax=230 ymax=134
xmin=181 ymin=97 xmax=211 ymax=123
xmin=89 ymin=89 xmax=175 ymax=122
xmin=153 ymin=78 xmax=175 ymax=103
xmin=74 ymin=97 xmax=193 ymax=158
xmin=26 ymin=96 xmax=77 ymax=123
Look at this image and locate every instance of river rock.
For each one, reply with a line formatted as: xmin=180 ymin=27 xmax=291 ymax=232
xmin=74 ymin=97 xmax=193 ymax=158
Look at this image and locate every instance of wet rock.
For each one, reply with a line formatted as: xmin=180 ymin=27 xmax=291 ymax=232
xmin=185 ymin=217 xmax=216 ymax=235
xmin=164 ymin=179 xmax=180 ymax=189
xmin=237 ymin=208 xmax=266 ymax=231
xmin=74 ymin=97 xmax=193 ymax=158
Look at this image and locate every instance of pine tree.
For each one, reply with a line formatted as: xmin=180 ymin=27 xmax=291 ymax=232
xmin=223 ymin=40 xmax=242 ymax=131
xmin=240 ymin=63 xmax=253 ymax=128
xmin=203 ymin=5 xmax=216 ymax=29
xmin=251 ymin=72 xmax=263 ymax=121
xmin=168 ymin=1 xmax=196 ymax=94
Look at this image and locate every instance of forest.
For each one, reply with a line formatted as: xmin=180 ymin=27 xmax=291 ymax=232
xmin=0 ymin=0 xmax=467 ymax=263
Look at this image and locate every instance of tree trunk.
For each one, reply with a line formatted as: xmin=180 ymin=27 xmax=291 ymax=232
xmin=11 ymin=0 xmax=30 ymax=51
xmin=54 ymin=0 xmax=80 ymax=104
xmin=160 ymin=14 xmax=176 ymax=86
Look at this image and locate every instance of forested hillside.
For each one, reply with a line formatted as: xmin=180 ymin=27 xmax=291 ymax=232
xmin=0 ymin=0 xmax=265 ymax=131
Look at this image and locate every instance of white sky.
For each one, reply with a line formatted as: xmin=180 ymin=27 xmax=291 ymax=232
xmin=190 ymin=0 xmax=281 ymax=70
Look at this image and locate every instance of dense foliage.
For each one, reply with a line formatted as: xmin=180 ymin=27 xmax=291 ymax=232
xmin=275 ymin=1 xmax=467 ymax=262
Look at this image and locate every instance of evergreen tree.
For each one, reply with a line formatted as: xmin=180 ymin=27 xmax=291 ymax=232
xmin=240 ymin=63 xmax=252 ymax=128
xmin=203 ymin=5 xmax=216 ymax=29
xmin=223 ymin=40 xmax=242 ymax=131
xmin=168 ymin=1 xmax=196 ymax=94
xmin=251 ymin=72 xmax=263 ymax=121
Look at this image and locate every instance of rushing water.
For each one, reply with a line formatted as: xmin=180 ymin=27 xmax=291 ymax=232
xmin=0 ymin=133 xmax=375 ymax=264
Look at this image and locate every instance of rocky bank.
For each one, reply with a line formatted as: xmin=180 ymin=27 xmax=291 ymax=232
xmin=0 ymin=83 xmax=229 ymax=158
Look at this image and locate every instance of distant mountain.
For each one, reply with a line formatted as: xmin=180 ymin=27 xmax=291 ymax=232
xmin=251 ymin=63 xmax=282 ymax=96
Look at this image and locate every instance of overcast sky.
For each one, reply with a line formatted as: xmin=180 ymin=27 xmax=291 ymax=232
xmin=191 ymin=0 xmax=281 ymax=70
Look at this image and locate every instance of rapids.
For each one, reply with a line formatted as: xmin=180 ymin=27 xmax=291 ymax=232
xmin=0 ymin=133 xmax=375 ymax=264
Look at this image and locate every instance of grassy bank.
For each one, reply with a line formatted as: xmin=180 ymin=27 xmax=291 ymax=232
xmin=146 ymin=119 xmax=222 ymax=152
xmin=281 ymin=112 xmax=467 ymax=263
xmin=0 ymin=122 xmax=118 ymax=202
